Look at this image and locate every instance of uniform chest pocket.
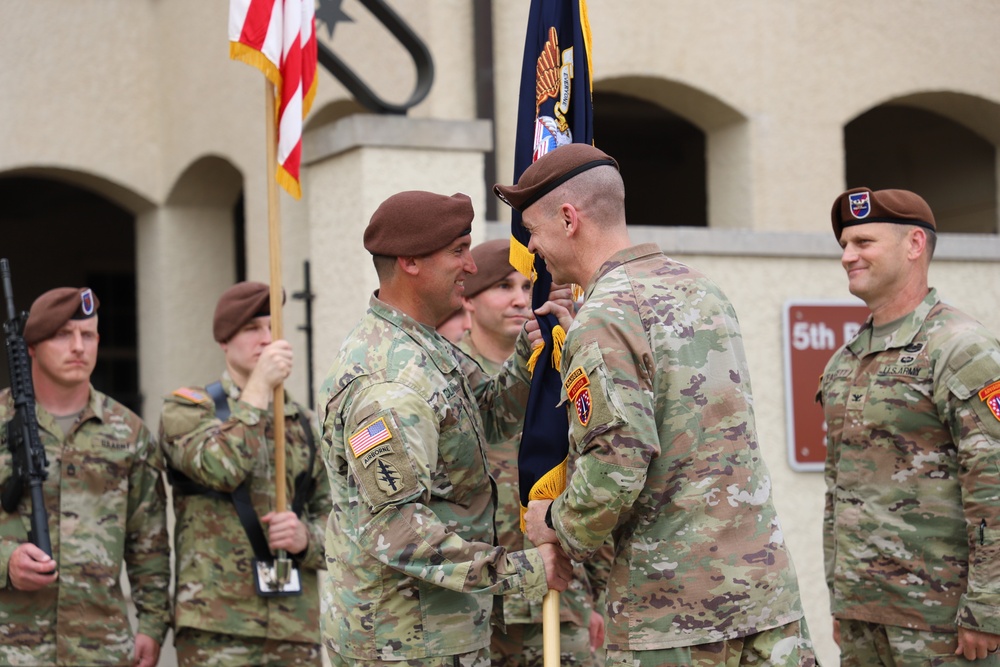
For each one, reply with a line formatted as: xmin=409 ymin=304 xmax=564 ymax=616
xmin=433 ymin=401 xmax=489 ymax=500
xmin=868 ymin=358 xmax=934 ymax=406
xmin=62 ymin=439 xmax=131 ymax=491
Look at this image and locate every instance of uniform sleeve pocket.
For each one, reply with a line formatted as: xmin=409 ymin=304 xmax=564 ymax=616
xmin=344 ymin=408 xmax=421 ymax=512
xmin=563 ymin=340 xmax=628 ymax=449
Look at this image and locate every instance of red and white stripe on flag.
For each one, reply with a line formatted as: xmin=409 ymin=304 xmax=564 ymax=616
xmin=229 ymin=0 xmax=317 ymax=199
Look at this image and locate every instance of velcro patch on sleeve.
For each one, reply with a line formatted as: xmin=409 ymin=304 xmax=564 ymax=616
xmin=349 ymin=416 xmax=393 ymax=457
xmin=346 ymin=410 xmax=419 ymax=511
xmin=172 ymin=387 xmax=210 ymax=404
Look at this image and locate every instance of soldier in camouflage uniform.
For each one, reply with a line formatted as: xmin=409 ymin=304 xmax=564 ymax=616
xmin=820 ymin=187 xmax=1000 ymax=666
xmin=319 ymin=191 xmax=574 ymax=667
xmin=160 ymin=281 xmax=331 ymax=666
xmin=497 ymin=144 xmax=815 ymax=667
xmin=0 ymin=287 xmax=170 ymax=667
xmin=451 ymin=238 xmax=611 ymax=667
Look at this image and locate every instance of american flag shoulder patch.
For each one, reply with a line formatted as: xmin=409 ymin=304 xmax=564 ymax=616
xmin=173 ymin=387 xmax=209 ymax=404
xmin=349 ymin=417 xmax=393 ymax=457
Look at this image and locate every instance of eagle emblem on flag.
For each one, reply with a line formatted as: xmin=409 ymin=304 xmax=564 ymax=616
xmin=533 ymin=26 xmax=574 ymax=161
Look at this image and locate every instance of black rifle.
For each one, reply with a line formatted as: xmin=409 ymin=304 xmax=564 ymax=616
xmin=1 ymin=258 xmax=52 ymax=557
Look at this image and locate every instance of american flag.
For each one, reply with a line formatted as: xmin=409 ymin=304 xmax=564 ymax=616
xmin=349 ymin=417 xmax=392 ymax=457
xmin=229 ymin=0 xmax=318 ymax=199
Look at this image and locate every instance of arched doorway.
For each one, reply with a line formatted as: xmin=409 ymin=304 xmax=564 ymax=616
xmin=0 ymin=176 xmax=140 ymax=412
xmin=846 ymin=104 xmax=998 ymax=234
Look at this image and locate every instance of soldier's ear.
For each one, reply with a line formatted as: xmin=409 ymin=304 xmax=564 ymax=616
xmin=906 ymin=227 xmax=928 ymax=262
xmin=561 ymin=203 xmax=581 ymax=238
xmin=398 ymin=256 xmax=420 ymax=276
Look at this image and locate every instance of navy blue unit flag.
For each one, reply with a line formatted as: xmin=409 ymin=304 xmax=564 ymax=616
xmin=510 ymin=0 xmax=594 ymax=516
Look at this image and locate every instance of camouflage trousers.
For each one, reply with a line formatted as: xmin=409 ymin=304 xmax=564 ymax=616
xmin=326 ymin=646 xmax=491 ymax=667
xmin=839 ymin=619 xmax=1000 ymax=667
xmin=175 ymin=627 xmax=322 ymax=667
xmin=604 ymin=618 xmax=816 ymax=667
xmin=491 ymin=620 xmax=598 ymax=667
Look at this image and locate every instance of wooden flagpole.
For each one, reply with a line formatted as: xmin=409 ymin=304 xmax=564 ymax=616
xmin=543 ymin=590 xmax=560 ymax=666
xmin=264 ymin=80 xmax=288 ymax=517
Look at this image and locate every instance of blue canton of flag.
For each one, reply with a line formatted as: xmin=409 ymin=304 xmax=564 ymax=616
xmin=349 ymin=417 xmax=392 ymax=457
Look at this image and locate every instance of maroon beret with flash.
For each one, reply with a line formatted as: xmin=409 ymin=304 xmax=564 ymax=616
xmin=23 ymin=287 xmax=100 ymax=345
xmin=831 ymin=187 xmax=936 ymax=240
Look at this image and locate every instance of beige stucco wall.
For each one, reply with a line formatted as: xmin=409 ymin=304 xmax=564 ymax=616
xmin=4 ymin=2 xmax=1000 ymax=666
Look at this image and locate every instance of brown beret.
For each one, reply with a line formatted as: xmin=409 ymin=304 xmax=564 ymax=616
xmin=493 ymin=144 xmax=619 ymax=212
xmin=23 ymin=287 xmax=100 ymax=345
xmin=213 ymin=281 xmax=283 ymax=343
xmin=464 ymin=239 xmax=516 ymax=298
xmin=364 ymin=191 xmax=475 ymax=257
xmin=831 ymin=187 xmax=936 ymax=240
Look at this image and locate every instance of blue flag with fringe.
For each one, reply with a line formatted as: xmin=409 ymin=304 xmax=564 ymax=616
xmin=509 ymin=0 xmax=594 ymax=519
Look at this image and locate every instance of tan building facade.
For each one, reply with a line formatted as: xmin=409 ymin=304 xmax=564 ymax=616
xmin=3 ymin=2 xmax=1000 ymax=665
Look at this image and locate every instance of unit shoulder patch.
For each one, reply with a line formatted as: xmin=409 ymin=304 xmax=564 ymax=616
xmin=564 ymin=366 xmax=592 ymax=427
xmin=979 ymin=380 xmax=1000 ymax=422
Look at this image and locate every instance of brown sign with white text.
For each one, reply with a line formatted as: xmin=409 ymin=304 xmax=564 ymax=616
xmin=783 ymin=301 xmax=870 ymax=471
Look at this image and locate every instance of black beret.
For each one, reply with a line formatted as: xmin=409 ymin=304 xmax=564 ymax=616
xmin=493 ymin=144 xmax=619 ymax=212
xmin=364 ymin=191 xmax=475 ymax=256
xmin=24 ymin=287 xmax=99 ymax=345
xmin=831 ymin=187 xmax=936 ymax=240
xmin=464 ymin=239 xmax=515 ymax=298
xmin=213 ymin=281 xmax=283 ymax=343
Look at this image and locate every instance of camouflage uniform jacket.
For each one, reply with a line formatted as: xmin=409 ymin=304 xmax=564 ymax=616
xmin=549 ymin=243 xmax=805 ymax=651
xmin=820 ymin=288 xmax=1000 ymax=634
xmin=319 ymin=294 xmax=549 ymax=661
xmin=456 ymin=331 xmax=611 ymax=629
xmin=159 ymin=372 xmax=331 ymax=644
xmin=0 ymin=386 xmax=170 ymax=666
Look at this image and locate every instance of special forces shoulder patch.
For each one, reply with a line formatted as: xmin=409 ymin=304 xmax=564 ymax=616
xmin=978 ymin=380 xmax=1000 ymax=422
xmin=348 ymin=412 xmax=419 ymax=509
xmin=564 ymin=366 xmax=592 ymax=427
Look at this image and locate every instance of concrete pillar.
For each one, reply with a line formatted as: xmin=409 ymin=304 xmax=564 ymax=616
xmin=135 ymin=206 xmax=235 ymax=427
xmin=302 ymin=115 xmax=493 ymax=388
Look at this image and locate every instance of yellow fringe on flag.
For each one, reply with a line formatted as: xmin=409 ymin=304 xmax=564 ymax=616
xmin=509 ymin=235 xmax=536 ymax=281
xmin=302 ymin=73 xmax=318 ymax=118
xmin=526 ymin=342 xmax=544 ymax=375
xmin=526 ymin=325 xmax=567 ymax=377
xmin=519 ymin=458 xmax=569 ymax=532
xmin=277 ymin=164 xmax=302 ymax=200
xmin=580 ymin=0 xmax=594 ymax=96
xmin=229 ymin=42 xmax=282 ymax=89
xmin=550 ymin=325 xmax=566 ymax=369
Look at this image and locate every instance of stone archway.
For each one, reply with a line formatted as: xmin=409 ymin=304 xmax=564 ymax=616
xmin=595 ymin=76 xmax=748 ymax=230
xmin=0 ymin=175 xmax=142 ymax=413
xmin=846 ymin=93 xmax=1000 ymax=234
